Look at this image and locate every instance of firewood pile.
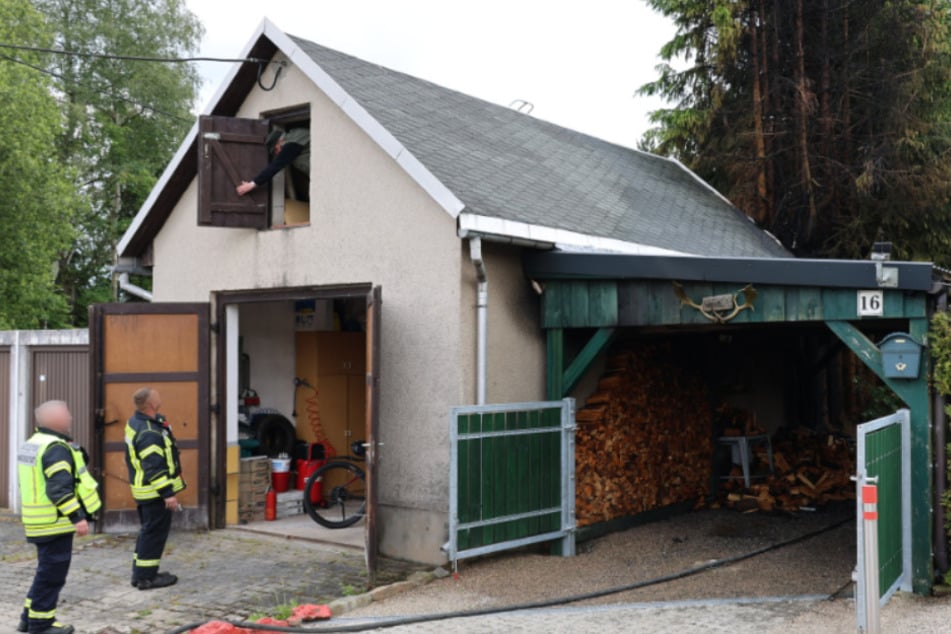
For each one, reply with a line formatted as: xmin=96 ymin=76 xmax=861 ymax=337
xmin=575 ymin=344 xmax=712 ymax=527
xmin=716 ymin=425 xmax=856 ymax=513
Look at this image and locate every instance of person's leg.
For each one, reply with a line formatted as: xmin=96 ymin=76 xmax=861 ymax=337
xmin=27 ymin=534 xmax=73 ymax=632
xmin=132 ymin=499 xmax=171 ymax=583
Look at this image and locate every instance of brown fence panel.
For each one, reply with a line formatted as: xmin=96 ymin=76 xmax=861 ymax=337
xmin=31 ymin=347 xmax=91 ymax=450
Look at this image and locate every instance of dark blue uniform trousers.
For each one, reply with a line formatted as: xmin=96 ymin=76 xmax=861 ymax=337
xmin=22 ymin=533 xmax=73 ymax=632
xmin=133 ymin=499 xmax=172 ymax=582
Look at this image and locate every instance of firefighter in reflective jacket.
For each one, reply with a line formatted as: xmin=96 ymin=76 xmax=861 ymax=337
xmin=17 ymin=400 xmax=101 ymax=634
xmin=125 ymin=387 xmax=185 ymax=590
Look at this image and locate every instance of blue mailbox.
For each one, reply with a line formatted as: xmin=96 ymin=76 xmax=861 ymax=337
xmin=879 ymin=332 xmax=923 ymax=379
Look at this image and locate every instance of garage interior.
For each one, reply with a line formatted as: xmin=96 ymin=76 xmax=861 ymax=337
xmin=230 ymin=295 xmax=368 ymax=548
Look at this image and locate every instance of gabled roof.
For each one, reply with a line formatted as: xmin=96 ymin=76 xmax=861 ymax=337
xmin=118 ymin=18 xmax=788 ymax=260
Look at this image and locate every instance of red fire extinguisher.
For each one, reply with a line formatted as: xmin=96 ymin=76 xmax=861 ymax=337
xmin=265 ymin=486 xmax=277 ymax=521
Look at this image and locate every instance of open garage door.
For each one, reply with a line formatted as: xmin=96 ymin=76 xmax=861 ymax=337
xmin=89 ymin=303 xmax=210 ymax=531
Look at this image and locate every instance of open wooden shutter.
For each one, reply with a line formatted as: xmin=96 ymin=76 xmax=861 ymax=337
xmin=198 ymin=115 xmax=270 ymax=228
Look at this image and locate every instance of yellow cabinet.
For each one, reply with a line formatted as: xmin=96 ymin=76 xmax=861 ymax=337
xmin=294 ymin=332 xmax=367 ymax=457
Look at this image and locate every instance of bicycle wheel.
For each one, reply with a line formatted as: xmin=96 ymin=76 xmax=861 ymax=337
xmin=303 ymin=461 xmax=366 ymax=528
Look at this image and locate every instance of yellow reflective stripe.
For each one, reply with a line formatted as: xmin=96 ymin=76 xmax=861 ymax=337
xmin=56 ymin=497 xmax=80 ymax=515
xmin=29 ymin=607 xmax=56 ymax=619
xmin=139 ymin=445 xmax=164 ymax=459
xmin=23 ymin=519 xmax=73 ymax=537
xmin=136 ymin=557 xmax=161 ymax=567
xmin=43 ymin=460 xmax=71 ymax=478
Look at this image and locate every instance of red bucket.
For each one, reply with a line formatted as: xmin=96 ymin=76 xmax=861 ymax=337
xmin=272 ymin=470 xmax=291 ymax=493
xmin=295 ymin=443 xmax=326 ymax=503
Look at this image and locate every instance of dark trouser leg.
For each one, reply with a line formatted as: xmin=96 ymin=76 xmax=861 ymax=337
xmin=27 ymin=533 xmax=73 ymax=632
xmin=133 ymin=499 xmax=172 ymax=582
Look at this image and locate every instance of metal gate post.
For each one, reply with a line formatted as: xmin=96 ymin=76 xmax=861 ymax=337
xmin=862 ymin=478 xmax=881 ymax=634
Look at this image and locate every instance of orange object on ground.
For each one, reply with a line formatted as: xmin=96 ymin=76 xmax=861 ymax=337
xmin=189 ymin=621 xmax=250 ymax=634
xmin=287 ymin=603 xmax=333 ymax=624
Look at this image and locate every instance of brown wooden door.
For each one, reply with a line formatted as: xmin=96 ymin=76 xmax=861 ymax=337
xmin=198 ymin=115 xmax=270 ymax=228
xmin=365 ymin=286 xmax=382 ymax=586
xmin=89 ymin=303 xmax=210 ymax=530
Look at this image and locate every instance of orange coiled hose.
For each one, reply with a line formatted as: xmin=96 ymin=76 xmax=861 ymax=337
xmin=304 ymin=386 xmax=337 ymax=458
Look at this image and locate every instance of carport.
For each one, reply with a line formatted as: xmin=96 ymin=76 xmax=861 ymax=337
xmin=524 ymin=251 xmax=938 ymax=594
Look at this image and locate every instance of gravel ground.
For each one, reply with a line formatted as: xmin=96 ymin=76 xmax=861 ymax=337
xmin=355 ymin=503 xmax=856 ymax=618
xmin=344 ymin=502 xmax=951 ymax=631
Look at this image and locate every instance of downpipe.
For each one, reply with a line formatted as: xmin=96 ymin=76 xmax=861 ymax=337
xmin=118 ymin=272 xmax=153 ymax=302
xmin=469 ymin=237 xmax=487 ymax=405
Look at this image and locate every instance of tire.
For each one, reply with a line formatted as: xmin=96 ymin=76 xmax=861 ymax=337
xmin=251 ymin=413 xmax=296 ymax=457
xmin=303 ymin=461 xmax=366 ymax=529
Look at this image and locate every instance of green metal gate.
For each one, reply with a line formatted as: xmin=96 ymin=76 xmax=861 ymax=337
xmin=446 ymin=399 xmax=576 ymax=569
xmin=855 ymin=409 xmax=911 ymax=629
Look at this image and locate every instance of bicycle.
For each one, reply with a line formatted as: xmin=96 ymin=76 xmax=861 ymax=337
xmin=302 ymin=441 xmax=367 ymax=528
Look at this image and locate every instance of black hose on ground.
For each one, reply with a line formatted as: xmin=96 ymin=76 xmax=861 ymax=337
xmin=166 ymin=516 xmax=852 ymax=634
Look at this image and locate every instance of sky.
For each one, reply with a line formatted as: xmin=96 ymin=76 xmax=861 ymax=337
xmin=182 ymin=1 xmax=677 ymax=150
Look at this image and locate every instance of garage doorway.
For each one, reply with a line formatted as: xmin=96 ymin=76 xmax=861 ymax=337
xmin=214 ymin=284 xmax=381 ymax=577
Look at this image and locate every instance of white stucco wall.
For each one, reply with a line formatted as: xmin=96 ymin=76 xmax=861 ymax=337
xmin=238 ymin=302 xmax=296 ymax=420
xmin=458 ymin=241 xmax=546 ymax=405
xmin=149 ymin=52 xmax=465 ymax=563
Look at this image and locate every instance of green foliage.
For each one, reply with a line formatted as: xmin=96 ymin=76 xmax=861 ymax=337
xmin=640 ymin=0 xmax=951 ymax=264
xmin=35 ymin=0 xmax=203 ymax=324
xmin=0 ymin=0 xmax=81 ymax=328
xmin=930 ymin=312 xmax=951 ymax=561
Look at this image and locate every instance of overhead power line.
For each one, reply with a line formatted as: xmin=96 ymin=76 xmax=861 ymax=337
xmin=0 ymin=52 xmax=192 ymax=123
xmin=0 ymin=42 xmax=272 ymax=65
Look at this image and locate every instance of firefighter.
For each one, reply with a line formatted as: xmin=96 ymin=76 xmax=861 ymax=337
xmin=125 ymin=387 xmax=185 ymax=590
xmin=17 ymin=400 xmax=101 ymax=634
xmin=235 ymin=126 xmax=310 ymax=200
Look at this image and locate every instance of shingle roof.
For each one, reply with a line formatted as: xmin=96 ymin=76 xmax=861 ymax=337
xmin=290 ymin=36 xmax=789 ymax=259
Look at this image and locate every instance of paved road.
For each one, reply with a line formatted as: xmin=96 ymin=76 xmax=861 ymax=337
xmin=0 ymin=510 xmax=411 ymax=633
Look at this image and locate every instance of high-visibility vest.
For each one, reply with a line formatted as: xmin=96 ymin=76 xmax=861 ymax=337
xmin=125 ymin=418 xmax=185 ymax=501
xmin=18 ymin=432 xmax=101 ymax=538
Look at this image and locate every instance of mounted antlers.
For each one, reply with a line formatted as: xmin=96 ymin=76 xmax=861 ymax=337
xmin=673 ymin=282 xmax=758 ymax=323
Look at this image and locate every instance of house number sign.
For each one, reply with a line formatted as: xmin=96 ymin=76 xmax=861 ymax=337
xmin=857 ymin=290 xmax=884 ymax=317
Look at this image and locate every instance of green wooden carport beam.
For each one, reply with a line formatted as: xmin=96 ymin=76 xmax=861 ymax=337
xmin=547 ymin=329 xmax=565 ymax=401
xmin=825 ymin=319 xmax=932 ymax=594
xmin=546 ymin=327 xmax=617 ymax=400
xmin=562 ymin=327 xmax=617 ymax=397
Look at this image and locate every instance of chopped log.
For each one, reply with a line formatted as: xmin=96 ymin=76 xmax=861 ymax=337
xmin=575 ymin=344 xmax=712 ymax=526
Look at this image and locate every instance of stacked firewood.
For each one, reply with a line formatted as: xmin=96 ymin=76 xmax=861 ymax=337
xmin=717 ymin=426 xmax=856 ymax=513
xmin=575 ymin=344 xmax=712 ymax=527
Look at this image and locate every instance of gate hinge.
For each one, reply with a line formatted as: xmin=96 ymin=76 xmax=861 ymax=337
xmin=209 ymin=322 xmax=219 ymax=333
xmin=210 ymin=402 xmax=220 ymax=415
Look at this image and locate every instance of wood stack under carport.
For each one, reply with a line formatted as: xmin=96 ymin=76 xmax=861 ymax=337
xmin=575 ymin=343 xmax=712 ymax=526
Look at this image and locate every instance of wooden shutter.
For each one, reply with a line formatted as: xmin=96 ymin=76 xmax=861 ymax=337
xmin=198 ymin=115 xmax=270 ymax=228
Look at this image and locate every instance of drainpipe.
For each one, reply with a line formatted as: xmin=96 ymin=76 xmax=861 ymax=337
xmin=469 ymin=237 xmax=487 ymax=405
xmin=934 ymin=291 xmax=949 ymax=576
xmin=118 ymin=273 xmax=153 ymax=302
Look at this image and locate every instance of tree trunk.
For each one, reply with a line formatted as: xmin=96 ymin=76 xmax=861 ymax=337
xmin=794 ymin=0 xmax=818 ymax=241
xmin=750 ymin=0 xmax=769 ymax=223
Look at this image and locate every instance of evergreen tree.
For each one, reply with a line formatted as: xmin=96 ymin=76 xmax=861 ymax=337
xmin=640 ymin=0 xmax=951 ymax=262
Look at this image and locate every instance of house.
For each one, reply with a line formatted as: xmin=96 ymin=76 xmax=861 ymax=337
xmin=101 ymin=17 xmax=942 ymax=595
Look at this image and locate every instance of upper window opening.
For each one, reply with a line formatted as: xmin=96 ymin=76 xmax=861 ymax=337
xmin=196 ymin=108 xmax=311 ymax=230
